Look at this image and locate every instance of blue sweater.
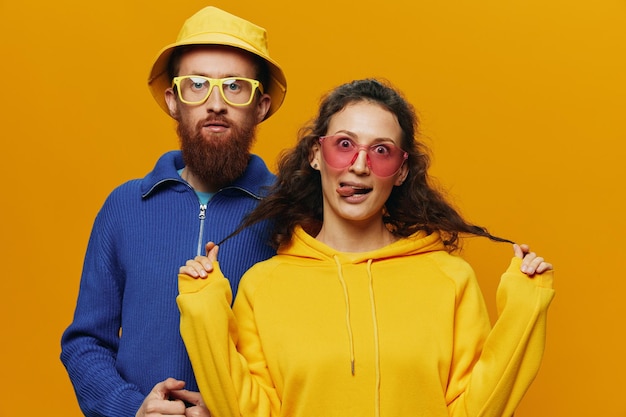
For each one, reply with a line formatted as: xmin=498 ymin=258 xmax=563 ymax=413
xmin=61 ymin=151 xmax=277 ymax=417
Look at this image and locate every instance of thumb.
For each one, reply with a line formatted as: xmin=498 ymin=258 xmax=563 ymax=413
xmin=204 ymin=241 xmax=219 ymax=263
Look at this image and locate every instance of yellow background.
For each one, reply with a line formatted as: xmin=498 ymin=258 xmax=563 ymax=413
xmin=1 ymin=0 xmax=625 ymax=416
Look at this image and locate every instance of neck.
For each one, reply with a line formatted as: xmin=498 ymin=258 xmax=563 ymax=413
xmin=315 ymin=220 xmax=398 ymax=253
xmin=181 ymin=168 xmax=217 ymax=193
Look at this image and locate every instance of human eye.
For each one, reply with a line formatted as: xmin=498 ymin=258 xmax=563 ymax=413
xmin=335 ymin=137 xmax=355 ymax=151
xmin=188 ymin=77 xmax=208 ymax=91
xmin=223 ymin=78 xmax=243 ymax=92
xmin=371 ymin=144 xmax=392 ymax=157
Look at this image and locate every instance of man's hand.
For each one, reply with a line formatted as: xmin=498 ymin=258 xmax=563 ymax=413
xmin=136 ymin=378 xmax=210 ymax=416
xmin=170 ymin=388 xmax=210 ymax=417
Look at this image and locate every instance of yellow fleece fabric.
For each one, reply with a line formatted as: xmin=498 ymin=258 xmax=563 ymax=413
xmin=178 ymin=226 xmax=555 ymax=417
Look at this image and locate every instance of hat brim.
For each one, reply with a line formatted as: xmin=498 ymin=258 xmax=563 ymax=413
xmin=148 ymin=34 xmax=286 ymax=120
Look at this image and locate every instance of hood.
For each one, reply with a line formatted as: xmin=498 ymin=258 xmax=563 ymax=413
xmin=278 ymin=225 xmax=446 ymax=262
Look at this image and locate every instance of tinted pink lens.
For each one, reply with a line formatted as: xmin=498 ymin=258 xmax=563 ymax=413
xmin=319 ymin=136 xmax=407 ymax=177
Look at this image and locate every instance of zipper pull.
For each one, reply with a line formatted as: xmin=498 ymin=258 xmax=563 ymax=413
xmin=199 ymin=204 xmax=206 ymax=220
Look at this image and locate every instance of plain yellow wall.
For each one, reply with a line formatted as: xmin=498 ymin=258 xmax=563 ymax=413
xmin=1 ymin=0 xmax=625 ymax=416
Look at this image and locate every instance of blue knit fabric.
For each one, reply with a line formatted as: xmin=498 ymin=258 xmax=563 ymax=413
xmin=61 ymin=151 xmax=276 ymax=417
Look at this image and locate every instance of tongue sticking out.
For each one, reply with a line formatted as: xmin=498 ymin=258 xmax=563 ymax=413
xmin=337 ymin=185 xmax=371 ymax=197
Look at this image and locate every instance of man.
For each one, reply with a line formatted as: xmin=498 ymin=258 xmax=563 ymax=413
xmin=61 ymin=6 xmax=287 ymax=416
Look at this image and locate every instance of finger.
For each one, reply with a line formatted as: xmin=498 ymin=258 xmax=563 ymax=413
xmin=162 ymin=377 xmax=186 ymax=393
xmin=529 ymin=256 xmax=545 ymax=272
xmin=536 ymin=261 xmax=553 ymax=274
xmin=208 ymin=244 xmax=219 ymax=264
xmin=170 ymin=390 xmax=210 ymax=417
xmin=140 ymin=398 xmax=187 ymax=416
xmin=159 ymin=379 xmax=188 ymax=415
xmin=178 ymin=265 xmax=200 ymax=278
xmin=171 ymin=389 xmax=210 ymax=416
xmin=191 ymin=255 xmax=213 ymax=274
xmin=204 ymin=242 xmax=219 ymax=266
xmin=180 ymin=261 xmax=206 ymax=277
xmin=520 ymin=252 xmax=537 ymax=274
xmin=170 ymin=389 xmax=204 ymax=406
xmin=523 ymin=255 xmax=543 ymax=275
xmin=156 ymin=398 xmax=187 ymax=415
xmin=150 ymin=378 xmax=185 ymax=399
xmin=513 ymin=243 xmax=524 ymax=259
xmin=194 ymin=258 xmax=216 ymax=277
xmin=186 ymin=405 xmax=212 ymax=417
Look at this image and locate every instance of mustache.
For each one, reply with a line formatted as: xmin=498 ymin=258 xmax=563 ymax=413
xmin=198 ymin=115 xmax=230 ymax=127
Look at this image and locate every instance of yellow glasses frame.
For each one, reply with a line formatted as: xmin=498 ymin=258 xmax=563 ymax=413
xmin=171 ymin=76 xmax=264 ymax=107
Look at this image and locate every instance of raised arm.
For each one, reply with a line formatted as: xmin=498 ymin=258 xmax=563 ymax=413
xmin=177 ymin=243 xmax=280 ymax=417
xmin=447 ymin=244 xmax=555 ymax=417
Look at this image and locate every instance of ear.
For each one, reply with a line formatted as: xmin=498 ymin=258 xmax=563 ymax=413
xmin=164 ymin=88 xmax=180 ymax=119
xmin=255 ymin=93 xmax=272 ymax=123
xmin=309 ymin=143 xmax=321 ymax=170
xmin=395 ymin=164 xmax=409 ymax=186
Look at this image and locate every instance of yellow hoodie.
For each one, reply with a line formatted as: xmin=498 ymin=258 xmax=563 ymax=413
xmin=178 ymin=226 xmax=554 ymax=417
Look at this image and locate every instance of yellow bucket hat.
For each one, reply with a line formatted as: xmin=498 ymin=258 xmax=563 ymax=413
xmin=148 ymin=6 xmax=287 ymax=120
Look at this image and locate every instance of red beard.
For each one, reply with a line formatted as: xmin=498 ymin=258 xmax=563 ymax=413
xmin=178 ymin=115 xmax=257 ymax=190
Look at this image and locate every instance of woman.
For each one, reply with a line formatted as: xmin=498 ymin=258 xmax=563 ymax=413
xmin=177 ymin=79 xmax=555 ymax=417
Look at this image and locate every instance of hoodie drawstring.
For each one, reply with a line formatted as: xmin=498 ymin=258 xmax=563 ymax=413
xmin=367 ymin=259 xmax=381 ymax=417
xmin=334 ymin=256 xmax=356 ymax=375
xmin=333 ymin=256 xmax=381 ymax=417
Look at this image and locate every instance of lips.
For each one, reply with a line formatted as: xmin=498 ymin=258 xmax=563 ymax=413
xmin=202 ymin=117 xmax=229 ymax=129
xmin=205 ymin=120 xmax=227 ymax=126
xmin=204 ymin=121 xmax=227 ymax=128
xmin=201 ymin=119 xmax=229 ymax=134
xmin=337 ymin=183 xmax=372 ymax=197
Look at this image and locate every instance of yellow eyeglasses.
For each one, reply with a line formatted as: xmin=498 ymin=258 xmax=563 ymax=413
xmin=171 ymin=76 xmax=263 ymax=106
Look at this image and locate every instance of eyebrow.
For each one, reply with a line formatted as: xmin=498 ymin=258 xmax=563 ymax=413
xmin=182 ymin=71 xmax=250 ymax=79
xmin=332 ymin=130 xmax=398 ymax=144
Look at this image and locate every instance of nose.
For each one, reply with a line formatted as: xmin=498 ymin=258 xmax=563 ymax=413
xmin=204 ymin=85 xmax=227 ymax=113
xmin=349 ymin=150 xmax=371 ymax=175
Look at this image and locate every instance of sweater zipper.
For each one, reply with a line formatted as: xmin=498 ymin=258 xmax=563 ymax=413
xmin=196 ymin=204 xmax=207 ymax=256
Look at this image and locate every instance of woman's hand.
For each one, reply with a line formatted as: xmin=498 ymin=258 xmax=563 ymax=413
xmin=179 ymin=242 xmax=219 ymax=278
xmin=513 ymin=243 xmax=553 ymax=276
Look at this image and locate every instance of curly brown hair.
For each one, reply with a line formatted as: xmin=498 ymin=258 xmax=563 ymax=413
xmin=231 ymin=78 xmax=512 ymax=252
